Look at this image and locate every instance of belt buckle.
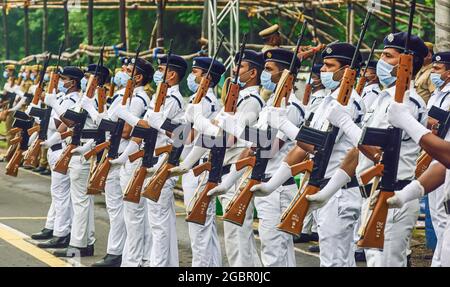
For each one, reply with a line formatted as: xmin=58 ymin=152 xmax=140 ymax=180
xmin=444 ymin=200 xmax=450 ymax=215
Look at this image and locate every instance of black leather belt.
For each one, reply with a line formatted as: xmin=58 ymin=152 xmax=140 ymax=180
xmin=261 ymin=176 xmax=295 ymax=186
xmin=359 ymin=180 xmax=412 ymax=199
xmin=444 ymin=200 xmax=450 ymax=215
xmin=222 ymin=164 xmax=231 ymax=176
xmin=320 ymin=176 xmax=359 ymax=190
xmin=50 ymin=143 xmax=62 ymax=152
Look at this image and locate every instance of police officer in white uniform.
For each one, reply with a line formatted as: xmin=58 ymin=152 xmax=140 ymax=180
xmin=360 ymin=60 xmax=382 ymax=111
xmin=176 ymin=50 xmax=265 ymax=267
xmin=104 ymin=57 xmax=153 ymax=267
xmin=218 ymin=48 xmax=306 ymax=267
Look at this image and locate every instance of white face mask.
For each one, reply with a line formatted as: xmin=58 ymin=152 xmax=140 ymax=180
xmin=153 ymin=70 xmax=164 ymax=85
xmin=80 ymin=77 xmax=88 ymax=92
xmin=430 ymin=72 xmax=445 ymax=89
xmin=320 ymin=71 xmax=340 ymax=90
xmin=260 ymin=70 xmax=276 ymax=92
xmin=187 ymin=73 xmax=199 ymax=93
xmin=376 ymin=59 xmax=397 ymax=88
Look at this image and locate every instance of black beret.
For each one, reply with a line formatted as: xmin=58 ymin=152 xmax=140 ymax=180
xmin=192 ymin=56 xmax=226 ymax=84
xmin=263 ymin=48 xmax=301 ymax=70
xmin=321 ymin=42 xmax=362 ymax=65
xmin=157 ymin=54 xmax=188 ymax=74
xmin=383 ymin=32 xmax=428 ymax=59
xmin=86 ymin=64 xmax=110 ymax=80
xmin=132 ymin=57 xmax=155 ymax=78
xmin=120 ymin=57 xmax=129 ymax=65
xmin=234 ymin=49 xmax=265 ymax=68
xmin=311 ymin=63 xmax=323 ymax=75
xmin=61 ymin=66 xmax=84 ymax=81
xmin=432 ymin=52 xmax=450 ymax=65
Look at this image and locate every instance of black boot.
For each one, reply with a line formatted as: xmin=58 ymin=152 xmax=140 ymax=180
xmin=53 ymin=245 xmax=94 ymax=258
xmin=37 ymin=234 xmax=70 ymax=249
xmin=33 ymin=166 xmax=46 ymax=173
xmin=91 ymin=254 xmax=122 ymax=267
xmin=31 ymin=228 xmax=53 ymax=240
xmin=293 ymin=233 xmax=312 ymax=243
xmin=40 ymin=169 xmax=51 ymax=176
xmin=308 ymin=245 xmax=320 ymax=253
xmin=310 ymin=232 xmax=319 ymax=242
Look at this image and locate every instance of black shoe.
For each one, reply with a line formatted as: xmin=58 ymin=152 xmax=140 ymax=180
xmin=310 ymin=232 xmax=319 ymax=242
xmin=37 ymin=234 xmax=70 ymax=249
xmin=293 ymin=233 xmax=312 ymax=243
xmin=308 ymin=245 xmax=320 ymax=253
xmin=23 ymin=165 xmax=33 ymax=170
xmin=407 ymin=254 xmax=412 ymax=267
xmin=53 ymin=245 xmax=94 ymax=258
xmin=31 ymin=228 xmax=53 ymax=240
xmin=33 ymin=166 xmax=46 ymax=173
xmin=91 ymin=254 xmax=122 ymax=267
xmin=40 ymin=169 xmax=51 ymax=176
xmin=355 ymin=251 xmax=366 ymax=262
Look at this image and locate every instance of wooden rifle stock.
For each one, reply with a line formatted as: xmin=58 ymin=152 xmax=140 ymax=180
xmin=27 ymin=125 xmax=40 ymax=136
xmin=358 ymin=163 xmax=384 ymax=186
xmin=142 ymin=162 xmax=175 ymax=202
xmin=108 ymin=82 xmax=115 ymax=99
xmin=415 ymin=152 xmax=432 ymax=178
xmin=355 ymin=76 xmax=366 ymax=96
xmin=192 ymin=162 xmax=211 ymax=177
xmin=87 ymin=156 xmax=111 ymax=194
xmin=155 ymin=144 xmax=172 ymax=156
xmin=357 ymin=190 xmax=393 ymax=249
xmin=84 ymin=141 xmax=110 ymax=160
xmin=394 ymin=54 xmax=413 ymax=104
xmin=31 ymin=85 xmax=43 ymax=106
xmin=223 ymin=179 xmax=259 ymax=226
xmin=235 ymin=156 xmax=256 ymax=171
xmin=53 ymin=144 xmax=77 ymax=174
xmin=123 ymin=166 xmax=147 ymax=203
xmin=291 ymin=159 xmax=314 ymax=176
xmin=302 ymin=83 xmax=312 ymax=106
xmin=128 ymin=149 xmax=144 ymax=163
xmin=224 ymin=82 xmax=240 ymax=113
xmin=23 ymin=138 xmax=43 ymax=168
xmin=97 ymin=87 xmax=106 ymax=114
xmin=5 ymin=148 xmax=25 ymax=177
xmin=185 ymin=181 xmax=218 ymax=225
xmin=10 ymin=136 xmax=22 ymax=145
xmin=336 ymin=68 xmax=357 ymax=105
xmin=61 ymin=130 xmax=73 ymax=140
xmin=9 ymin=127 xmax=21 ymax=135
xmin=46 ymin=72 xmax=59 ymax=95
xmin=85 ymin=74 xmax=99 ymax=99
xmin=277 ymin=185 xmax=320 ymax=235
xmin=5 ymin=142 xmax=19 ymax=162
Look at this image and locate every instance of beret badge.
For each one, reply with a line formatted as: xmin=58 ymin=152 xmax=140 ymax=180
xmin=436 ymin=55 xmax=441 ymax=61
xmin=387 ymin=33 xmax=395 ymax=42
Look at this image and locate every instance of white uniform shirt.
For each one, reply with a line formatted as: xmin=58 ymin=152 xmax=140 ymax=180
xmin=357 ymin=86 xmax=427 ymax=180
xmin=47 ymin=91 xmax=78 ymax=140
xmin=427 ymin=83 xmax=450 ymax=111
xmin=444 ymin=131 xmax=450 ymax=200
xmin=310 ymin=87 xmax=366 ymax=178
xmin=306 ymin=88 xmax=328 ymax=119
xmin=257 ymin=91 xmax=306 ymax=176
xmin=361 ymin=83 xmax=382 ymax=112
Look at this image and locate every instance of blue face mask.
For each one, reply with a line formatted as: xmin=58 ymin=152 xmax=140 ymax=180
xmin=58 ymin=80 xmax=68 ymax=94
xmin=260 ymin=70 xmax=276 ymax=92
xmin=153 ymin=70 xmax=164 ymax=85
xmin=3 ymin=71 xmax=8 ymax=79
xmin=320 ymin=72 xmax=340 ymax=90
xmin=44 ymin=74 xmax=50 ymax=82
xmin=376 ymin=59 xmax=397 ymax=88
xmin=22 ymin=72 xmax=28 ymax=79
xmin=80 ymin=77 xmax=88 ymax=92
xmin=430 ymin=73 xmax=445 ymax=89
xmin=30 ymin=74 xmax=36 ymax=81
xmin=187 ymin=73 xmax=199 ymax=93
xmin=121 ymin=72 xmax=131 ymax=87
xmin=237 ymin=70 xmax=252 ymax=88
xmin=113 ymin=72 xmax=122 ymax=87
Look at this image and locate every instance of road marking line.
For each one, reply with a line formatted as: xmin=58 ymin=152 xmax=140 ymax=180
xmin=0 ymin=222 xmax=71 ymax=267
xmin=0 ymin=217 xmax=47 ymax=220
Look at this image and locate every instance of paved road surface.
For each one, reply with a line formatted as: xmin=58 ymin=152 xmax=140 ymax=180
xmin=0 ymin=163 xmax=320 ymax=267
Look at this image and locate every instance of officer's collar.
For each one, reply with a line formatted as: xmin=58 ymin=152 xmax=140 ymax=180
xmin=240 ymin=85 xmax=259 ymax=95
xmin=133 ymin=85 xmax=145 ymax=93
xmin=365 ymin=83 xmax=380 ymax=90
xmin=167 ymin=84 xmax=180 ymax=94
xmin=439 ymin=82 xmax=450 ymax=93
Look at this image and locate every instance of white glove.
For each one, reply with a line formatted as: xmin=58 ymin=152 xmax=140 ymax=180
xmin=116 ymin=108 xmax=140 ymax=127
xmin=386 ymin=180 xmax=425 ymax=209
xmin=44 ymin=91 xmax=58 ymax=109
xmin=184 ymin=103 xmax=202 ymax=123
xmin=250 ymin=161 xmax=292 ymax=197
xmin=193 ymin=113 xmax=220 ymax=136
xmin=80 ymin=96 xmax=99 ymax=123
xmin=326 ymin=102 xmax=362 ymax=147
xmin=110 ymin=140 xmax=140 ymax=165
xmin=71 ymin=139 xmax=95 ymax=155
xmin=387 ymin=102 xmax=430 ymax=144
xmin=94 ymin=111 xmax=107 ymax=126
xmin=40 ymin=132 xmax=61 ymax=148
xmin=207 ymin=164 xmax=246 ymax=197
xmin=266 ymin=106 xmax=299 ymax=141
xmin=169 ymin=145 xmax=208 ymax=176
xmin=306 ymin=168 xmax=351 ymax=210
xmin=28 ymin=131 xmax=38 ymax=146
xmin=215 ymin=110 xmax=245 ymax=138
xmin=146 ymin=110 xmax=167 ymax=130
xmin=13 ymin=85 xmax=25 ymax=97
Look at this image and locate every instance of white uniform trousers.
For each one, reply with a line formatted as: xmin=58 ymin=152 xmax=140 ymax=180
xmin=428 ymin=185 xmax=448 ymax=266
xmin=316 ymin=187 xmax=362 ymax=267
xmin=68 ymin=155 xmax=95 ymax=248
xmin=219 ymin=184 xmax=262 ymax=267
xmin=48 ymin=148 xmax=72 ymax=237
xmin=254 ymin=183 xmax=296 ymax=267
xmin=120 ymin=160 xmax=152 ymax=267
xmin=44 ymin=200 xmax=56 ymax=231
xmin=364 ymin=198 xmax=419 ymax=267
xmin=146 ymin=176 xmax=179 ymax=267
xmin=440 ymin=216 xmax=450 ymax=267
xmin=105 ymin=164 xmax=126 ymax=255
xmin=182 ymin=170 xmax=222 ymax=267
